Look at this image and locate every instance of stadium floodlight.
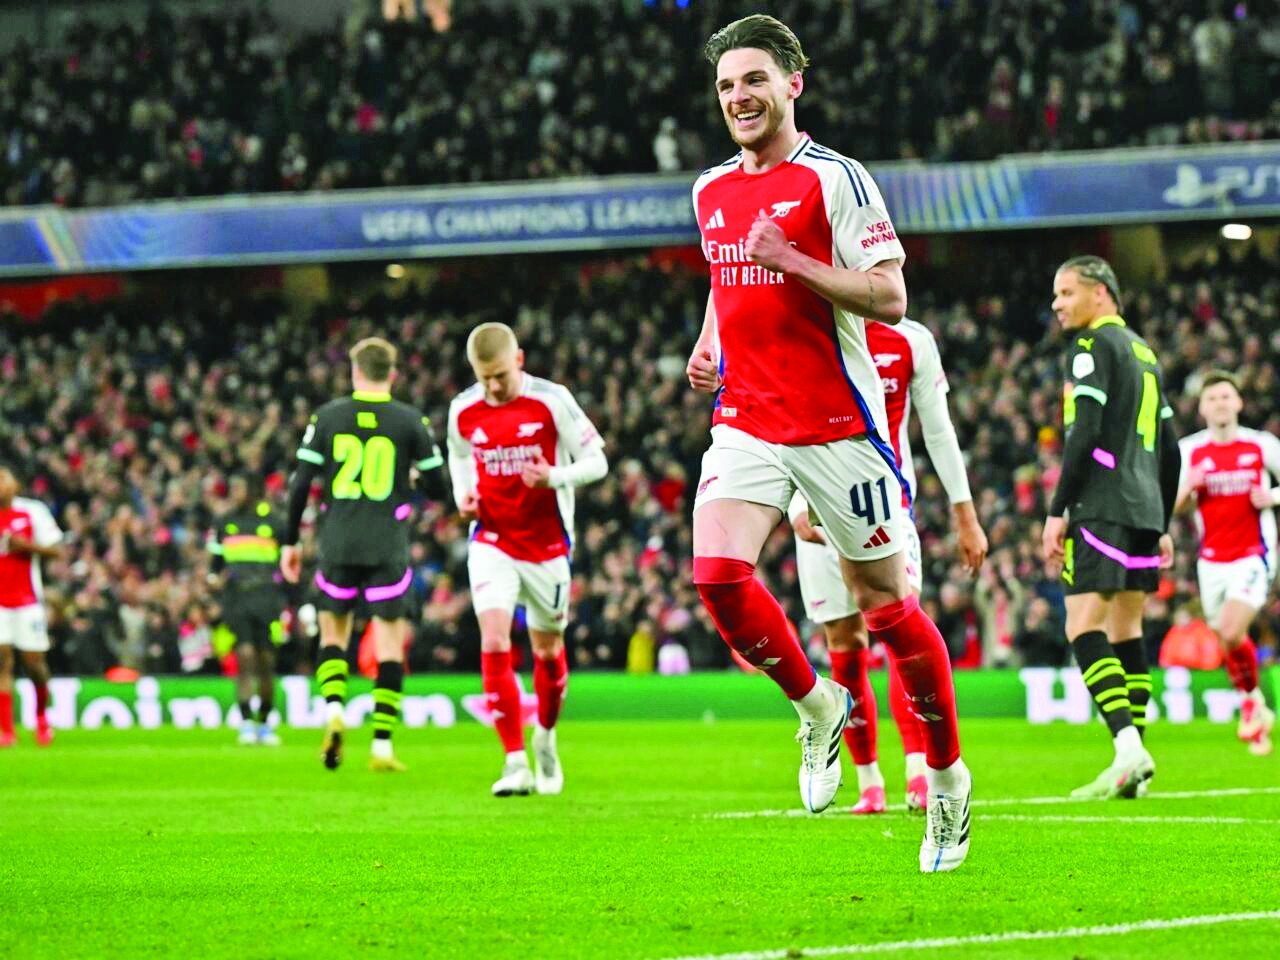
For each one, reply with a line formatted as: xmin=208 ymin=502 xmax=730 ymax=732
xmin=1220 ymin=223 xmax=1252 ymax=240
xmin=386 ymin=263 xmax=407 ymax=279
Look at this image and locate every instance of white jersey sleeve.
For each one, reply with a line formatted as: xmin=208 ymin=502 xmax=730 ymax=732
xmin=822 ymin=153 xmax=906 ymax=273
xmin=545 ymin=382 xmax=607 ymax=489
xmin=18 ymin=498 xmax=62 ymax=548
xmin=905 ymin=325 xmax=972 ymax=504
xmin=1255 ymin=429 xmax=1280 ymax=505
xmin=1177 ymin=433 xmax=1201 ymax=496
xmin=445 ymin=396 xmax=477 ymax=506
xmin=787 ymin=490 xmax=808 ymax=523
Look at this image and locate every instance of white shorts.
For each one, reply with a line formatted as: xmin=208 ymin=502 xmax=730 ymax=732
xmin=468 ymin=541 xmax=572 ymax=633
xmin=695 ymin=424 xmax=907 ymax=562
xmin=1197 ymin=555 xmax=1272 ymax=625
xmin=0 ymin=604 xmax=50 ymax=653
xmin=796 ymin=524 xmax=923 ymax=624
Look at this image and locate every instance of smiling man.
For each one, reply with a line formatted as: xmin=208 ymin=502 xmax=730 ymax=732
xmin=685 ymin=14 xmax=971 ymax=873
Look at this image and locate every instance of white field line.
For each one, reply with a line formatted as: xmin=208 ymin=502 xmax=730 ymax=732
xmin=707 ymin=785 xmax=1280 ymax=820
xmin=655 ymin=910 xmax=1280 ymax=960
xmin=984 ymin=813 xmax=1280 ymax=826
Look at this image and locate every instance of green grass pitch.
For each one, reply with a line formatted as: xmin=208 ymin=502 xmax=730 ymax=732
xmin=2 ymin=717 xmax=1277 ymax=959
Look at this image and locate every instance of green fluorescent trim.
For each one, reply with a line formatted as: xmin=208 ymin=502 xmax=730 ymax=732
xmin=352 ymin=391 xmax=391 ymax=403
xmin=1073 ymin=385 xmax=1108 ymax=406
xmin=416 ymin=455 xmax=444 ymax=470
xmin=223 ymin=544 xmax=280 ymax=564
xmin=1091 ymin=315 xmax=1126 ymax=329
xmin=297 ymin=449 xmax=325 ymax=465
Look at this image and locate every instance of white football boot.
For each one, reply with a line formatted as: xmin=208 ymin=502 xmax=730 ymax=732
xmin=532 ymin=725 xmax=564 ymax=795
xmin=492 ymin=753 xmax=535 ymax=797
xmin=919 ymin=761 xmax=972 ymax=873
xmin=796 ymin=677 xmax=851 ymax=814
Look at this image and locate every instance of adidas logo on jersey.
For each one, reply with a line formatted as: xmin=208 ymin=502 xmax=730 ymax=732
xmin=704 ymin=208 xmax=725 ymax=231
xmin=470 ymin=427 xmax=489 ymax=444
xmin=862 ymin=526 xmax=892 ymax=549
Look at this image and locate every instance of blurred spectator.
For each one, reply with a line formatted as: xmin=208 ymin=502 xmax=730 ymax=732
xmin=1159 ymin=604 xmax=1223 ymax=670
xmin=1015 ymin=597 xmax=1069 ymax=668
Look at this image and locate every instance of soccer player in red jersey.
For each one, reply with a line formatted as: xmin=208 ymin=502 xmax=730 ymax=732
xmin=0 ymin=467 xmax=64 ymax=748
xmin=1176 ymin=371 xmax=1280 ymax=755
xmin=790 ymin=319 xmax=988 ymax=815
xmin=687 ymin=15 xmax=971 ymax=872
xmin=448 ymin=323 xmax=608 ymax=797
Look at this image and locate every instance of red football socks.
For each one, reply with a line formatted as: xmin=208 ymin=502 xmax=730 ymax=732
xmin=694 ymin=557 xmax=816 ymax=700
xmin=1224 ymin=638 xmax=1259 ymax=693
xmin=533 ymin=647 xmax=568 ymax=730
xmin=0 ymin=690 xmax=13 ymax=737
xmin=480 ymin=650 xmax=525 ymax=753
xmin=35 ymin=683 xmax=49 ymax=724
xmin=829 ymin=647 xmax=877 ymax=764
xmin=887 ymin=659 xmax=926 ymax=755
xmin=864 ymin=594 xmax=961 ymax=770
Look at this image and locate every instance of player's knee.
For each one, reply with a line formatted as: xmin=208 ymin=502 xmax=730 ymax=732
xmin=825 ymin=616 xmax=868 ymax=653
xmin=692 ymin=557 xmax=756 ymax=608
xmin=479 ymin=631 xmax=512 ymax=653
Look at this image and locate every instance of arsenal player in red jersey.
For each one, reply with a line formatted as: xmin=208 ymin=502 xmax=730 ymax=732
xmin=685 ymin=15 xmax=970 ymax=872
xmin=790 ymin=318 xmax=987 ymax=816
xmin=448 ymin=323 xmax=608 ymax=798
xmin=1176 ymin=371 xmax=1280 ymax=755
xmin=0 ymin=467 xmax=64 ymax=747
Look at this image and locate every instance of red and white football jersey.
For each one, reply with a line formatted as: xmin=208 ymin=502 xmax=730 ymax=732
xmin=0 ymin=496 xmax=62 ymax=608
xmin=693 ymin=134 xmax=906 ymax=446
xmin=867 ymin=319 xmax=950 ymax=504
xmin=447 ymin=374 xmax=604 ymax=563
xmin=1179 ymin=427 xmax=1280 ymax=563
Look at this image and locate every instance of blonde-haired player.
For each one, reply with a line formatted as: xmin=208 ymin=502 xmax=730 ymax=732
xmin=448 ymin=322 xmax=608 ymax=796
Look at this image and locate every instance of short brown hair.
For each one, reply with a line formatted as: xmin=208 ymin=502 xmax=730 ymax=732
xmin=1200 ymin=369 xmax=1240 ymax=395
xmin=349 ymin=336 xmax=397 ymax=382
xmin=704 ymin=14 xmax=810 ymax=75
xmin=1057 ymin=255 xmax=1122 ymax=309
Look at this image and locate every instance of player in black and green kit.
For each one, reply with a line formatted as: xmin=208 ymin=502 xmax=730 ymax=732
xmin=1042 ymin=256 xmax=1181 ymax=799
xmin=208 ymin=475 xmax=286 ymax=746
xmin=281 ymin=337 xmax=445 ymax=773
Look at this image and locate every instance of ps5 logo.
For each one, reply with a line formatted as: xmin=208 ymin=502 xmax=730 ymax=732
xmin=1163 ymin=163 xmax=1280 ymax=208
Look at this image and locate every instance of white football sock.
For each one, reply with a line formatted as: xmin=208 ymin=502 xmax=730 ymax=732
xmin=855 ymin=762 xmax=885 ymax=793
xmin=1114 ymin=725 xmax=1144 ymax=763
xmin=793 ymin=677 xmax=834 ymax=722
xmin=905 ymin=752 xmax=927 ymax=780
xmin=926 ymin=758 xmax=969 ymax=795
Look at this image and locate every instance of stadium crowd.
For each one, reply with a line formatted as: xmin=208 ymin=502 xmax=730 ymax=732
xmin=3 ymin=0 xmax=1279 ymax=206
xmin=2 ymin=236 xmax=1278 ymax=678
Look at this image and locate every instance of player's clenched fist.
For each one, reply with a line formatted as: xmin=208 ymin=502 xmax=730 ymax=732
xmin=744 ymin=210 xmax=793 ymax=273
xmin=686 ymin=346 xmax=722 ymax=393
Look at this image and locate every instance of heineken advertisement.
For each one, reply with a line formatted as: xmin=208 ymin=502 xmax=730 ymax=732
xmin=8 ymin=667 xmax=1274 ymax=731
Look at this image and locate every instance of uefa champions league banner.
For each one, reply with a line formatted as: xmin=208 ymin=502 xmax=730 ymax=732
xmin=6 ymin=668 xmax=1273 ymax=731
xmin=0 ymin=143 xmax=1278 ymax=276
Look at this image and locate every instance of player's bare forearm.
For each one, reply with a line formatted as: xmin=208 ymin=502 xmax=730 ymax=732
xmin=779 ymin=251 xmax=906 ymax=324
xmin=950 ymin=500 xmax=988 ymax=572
